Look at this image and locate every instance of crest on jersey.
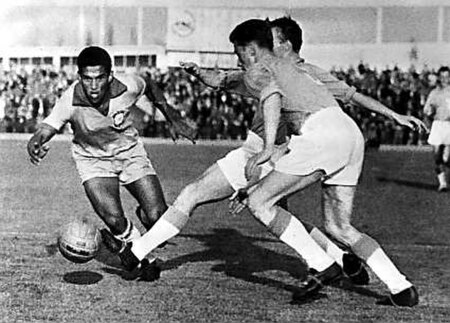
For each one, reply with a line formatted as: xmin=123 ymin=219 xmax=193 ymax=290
xmin=112 ymin=110 xmax=127 ymax=128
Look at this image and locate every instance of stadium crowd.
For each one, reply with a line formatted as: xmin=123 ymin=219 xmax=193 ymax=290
xmin=0 ymin=61 xmax=437 ymax=145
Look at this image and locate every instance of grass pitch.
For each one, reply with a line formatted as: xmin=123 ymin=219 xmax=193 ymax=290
xmin=0 ymin=135 xmax=449 ymax=322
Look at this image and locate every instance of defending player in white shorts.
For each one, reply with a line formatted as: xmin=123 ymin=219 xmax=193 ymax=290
xmin=226 ymin=19 xmax=418 ymax=307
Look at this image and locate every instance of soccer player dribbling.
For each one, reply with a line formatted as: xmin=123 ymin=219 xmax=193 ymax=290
xmin=27 ymin=46 xmax=197 ymax=276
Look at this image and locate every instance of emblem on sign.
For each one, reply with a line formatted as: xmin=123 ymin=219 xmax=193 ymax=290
xmin=172 ymin=10 xmax=196 ymax=37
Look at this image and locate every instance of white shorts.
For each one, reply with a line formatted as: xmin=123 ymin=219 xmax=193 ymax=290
xmin=274 ymin=106 xmax=365 ymax=186
xmin=427 ymin=121 xmax=450 ymax=145
xmin=73 ymin=141 xmax=157 ymax=185
xmin=217 ymin=131 xmax=274 ymax=190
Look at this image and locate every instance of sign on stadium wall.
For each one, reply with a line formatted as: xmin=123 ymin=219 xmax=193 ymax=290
xmin=167 ymin=7 xmax=284 ymax=53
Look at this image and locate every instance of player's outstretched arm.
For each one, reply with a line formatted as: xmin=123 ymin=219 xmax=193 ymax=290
xmin=351 ymin=92 xmax=429 ymax=133
xmin=27 ymin=124 xmax=57 ymax=165
xmin=180 ymin=61 xmax=224 ymax=89
xmin=180 ymin=61 xmax=250 ymax=97
xmin=143 ymin=76 xmax=198 ymax=143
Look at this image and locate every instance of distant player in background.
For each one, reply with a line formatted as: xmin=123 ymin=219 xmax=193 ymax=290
xmin=424 ymin=66 xmax=450 ymax=192
xmin=27 ymin=46 xmax=197 ymax=275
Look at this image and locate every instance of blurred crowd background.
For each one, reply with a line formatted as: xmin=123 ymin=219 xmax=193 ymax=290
xmin=0 ymin=62 xmax=435 ymax=146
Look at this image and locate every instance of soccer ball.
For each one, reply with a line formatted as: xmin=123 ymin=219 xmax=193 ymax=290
xmin=57 ymin=218 xmax=101 ymax=264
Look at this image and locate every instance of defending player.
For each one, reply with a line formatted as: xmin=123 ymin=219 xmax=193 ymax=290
xmin=225 ymin=19 xmax=418 ymax=307
xmin=424 ymin=66 xmax=450 ymax=191
xmin=27 ymin=46 xmax=197 ymax=274
xmin=176 ymin=16 xmax=426 ymax=285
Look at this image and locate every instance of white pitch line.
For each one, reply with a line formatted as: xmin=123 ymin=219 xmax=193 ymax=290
xmin=0 ymin=132 xmax=243 ymax=147
xmin=0 ymin=133 xmax=435 ymax=150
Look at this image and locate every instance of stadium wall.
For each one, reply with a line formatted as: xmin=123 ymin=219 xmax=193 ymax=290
xmin=1 ymin=0 xmax=449 ymax=71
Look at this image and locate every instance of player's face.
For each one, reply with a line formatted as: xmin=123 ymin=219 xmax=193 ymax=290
xmin=79 ymin=65 xmax=112 ymax=106
xmin=439 ymin=71 xmax=450 ymax=86
xmin=233 ymin=44 xmax=254 ymax=71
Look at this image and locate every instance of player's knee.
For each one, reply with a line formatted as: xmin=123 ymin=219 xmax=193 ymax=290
xmin=324 ymin=221 xmax=356 ymax=246
xmin=247 ymin=195 xmax=274 ymax=225
xmin=434 ymin=154 xmax=444 ymax=167
xmin=175 ymin=182 xmax=204 ymax=210
xmin=140 ymin=204 xmax=167 ymax=229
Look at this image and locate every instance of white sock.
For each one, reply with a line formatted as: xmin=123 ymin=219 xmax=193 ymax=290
xmin=131 ymin=206 xmax=189 ymax=261
xmin=366 ymin=249 xmax=412 ymax=294
xmin=352 ymin=234 xmax=412 ymax=294
xmin=309 ymin=228 xmax=345 ymax=267
xmin=279 ymin=217 xmax=335 ymax=272
xmin=132 ymin=218 xmax=179 ymax=260
xmin=115 ymin=219 xmax=141 ymax=243
xmin=438 ymin=172 xmax=447 ymax=187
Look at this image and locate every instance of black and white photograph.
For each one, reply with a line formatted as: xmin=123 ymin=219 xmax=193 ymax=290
xmin=0 ymin=0 xmax=449 ymax=322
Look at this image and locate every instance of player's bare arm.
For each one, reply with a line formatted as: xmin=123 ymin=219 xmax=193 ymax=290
xmin=351 ymin=92 xmax=428 ymax=133
xmin=245 ymin=93 xmax=281 ymax=181
xmin=180 ymin=61 xmax=223 ymax=89
xmin=27 ymin=124 xmax=58 ymax=165
xmin=230 ymin=93 xmax=283 ymax=216
xmin=143 ymin=76 xmax=198 ymax=143
xmin=180 ymin=61 xmax=250 ymax=97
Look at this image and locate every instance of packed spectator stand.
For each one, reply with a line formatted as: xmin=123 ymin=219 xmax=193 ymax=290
xmin=0 ymin=62 xmax=437 ymax=146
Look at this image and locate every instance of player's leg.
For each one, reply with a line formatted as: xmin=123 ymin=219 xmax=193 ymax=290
xmin=322 ymin=185 xmax=418 ymax=307
xmin=304 ymin=221 xmax=369 ymax=285
xmin=245 ymin=170 xmax=342 ymax=281
xmin=442 ymin=145 xmax=450 ymax=190
xmin=83 ymin=177 xmax=131 ymax=237
xmin=125 ymin=174 xmax=167 ymax=230
xmin=122 ymin=163 xmax=234 ymax=267
xmin=433 ymin=145 xmax=448 ymax=192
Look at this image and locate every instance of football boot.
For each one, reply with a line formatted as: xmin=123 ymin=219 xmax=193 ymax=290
xmin=377 ymin=286 xmax=419 ymax=307
xmin=342 ymin=253 xmax=370 ymax=285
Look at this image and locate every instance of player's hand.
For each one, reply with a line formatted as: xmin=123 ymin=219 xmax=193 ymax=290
xmin=165 ymin=105 xmax=198 ymax=144
xmin=27 ymin=139 xmax=50 ymax=165
xmin=245 ymin=149 xmax=272 ymax=181
xmin=229 ymin=189 xmax=249 ymax=216
xmin=168 ymin=118 xmax=198 ymax=144
xmin=393 ymin=114 xmax=429 ymax=133
xmin=179 ymin=61 xmax=200 ymax=77
xmin=271 ymin=138 xmax=290 ymax=163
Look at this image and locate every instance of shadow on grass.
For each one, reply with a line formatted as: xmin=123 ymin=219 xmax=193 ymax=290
xmin=63 ymin=271 xmax=103 ymax=285
xmin=169 ymin=229 xmax=384 ymax=302
xmin=98 ymin=228 xmax=383 ymax=302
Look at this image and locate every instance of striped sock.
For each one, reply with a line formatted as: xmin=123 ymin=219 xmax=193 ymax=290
xmin=131 ymin=206 xmax=189 ymax=261
xmin=309 ymin=227 xmax=345 ymax=267
xmin=351 ymin=234 xmax=412 ymax=294
xmin=268 ymin=207 xmax=335 ymax=272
